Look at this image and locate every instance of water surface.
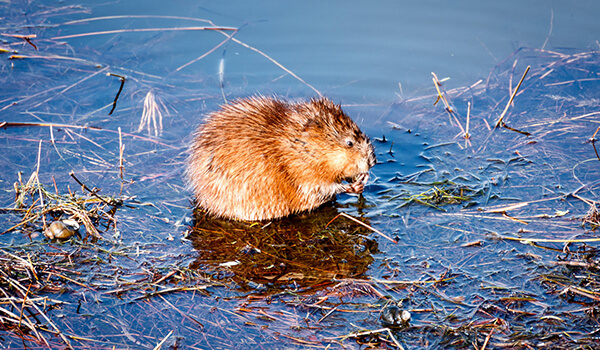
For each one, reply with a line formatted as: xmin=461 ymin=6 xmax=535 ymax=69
xmin=1 ymin=1 xmax=600 ymax=349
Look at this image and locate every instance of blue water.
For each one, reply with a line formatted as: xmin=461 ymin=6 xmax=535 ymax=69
xmin=2 ymin=0 xmax=600 ymax=349
xmin=64 ymin=0 xmax=600 ymax=104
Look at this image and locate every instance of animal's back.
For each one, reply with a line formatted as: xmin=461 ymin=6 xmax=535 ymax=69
xmin=187 ymin=96 xmax=376 ymax=221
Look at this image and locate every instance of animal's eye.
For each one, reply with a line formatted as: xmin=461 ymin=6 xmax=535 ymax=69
xmin=346 ymin=140 xmax=354 ymax=147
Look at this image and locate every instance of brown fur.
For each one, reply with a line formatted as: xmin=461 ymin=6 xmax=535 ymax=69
xmin=186 ymin=96 xmax=376 ymax=221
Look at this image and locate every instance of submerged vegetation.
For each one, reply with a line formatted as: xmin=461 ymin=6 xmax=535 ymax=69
xmin=1 ymin=2 xmax=600 ymax=349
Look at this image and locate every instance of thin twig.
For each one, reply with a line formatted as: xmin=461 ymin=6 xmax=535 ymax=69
xmin=69 ymin=171 xmax=116 ymax=207
xmin=590 ymin=125 xmax=600 ymax=162
xmin=495 ymin=65 xmax=530 ymax=127
xmin=481 ymin=327 xmax=494 ymax=350
xmin=176 ymin=29 xmax=238 ymax=72
xmin=35 ymin=141 xmax=46 ymax=230
xmin=222 ymin=33 xmax=321 ymax=96
xmin=1 ymin=33 xmax=37 ymax=50
xmin=28 ymin=300 xmax=73 ymax=348
xmin=431 ymin=73 xmax=453 ymax=113
xmin=0 ymin=121 xmax=102 ymax=130
xmin=432 ymin=72 xmax=466 ymax=135
xmin=465 ymin=101 xmax=471 ymax=139
xmin=60 ymin=15 xmax=222 ymax=26
xmin=52 ymin=26 xmax=237 ymax=40
xmin=541 ymin=9 xmax=554 ymax=51
xmin=326 ymin=212 xmax=397 ymax=243
xmin=118 ymin=127 xmax=125 ymax=195
xmin=494 ymin=233 xmax=600 ymax=244
xmin=317 ymin=305 xmax=339 ymax=324
xmin=153 ymin=330 xmax=173 ymax=350
xmin=108 ymin=73 xmax=126 ymax=115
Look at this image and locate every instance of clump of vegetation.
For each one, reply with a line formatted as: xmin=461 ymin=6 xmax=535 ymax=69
xmin=0 ymin=248 xmax=75 ymax=347
xmin=7 ymin=169 xmax=121 ymax=240
xmin=390 ymin=180 xmax=484 ymax=211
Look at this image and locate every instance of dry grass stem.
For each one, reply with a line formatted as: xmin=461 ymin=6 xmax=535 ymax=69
xmin=52 ymin=26 xmax=237 ymax=40
xmin=465 ymin=101 xmax=471 ymax=139
xmin=221 ymin=32 xmax=322 ymax=96
xmin=480 ymin=328 xmax=494 ymax=350
xmin=60 ymin=15 xmax=225 ymax=26
xmin=583 ymin=204 xmax=600 ymax=229
xmin=137 ymin=91 xmax=165 ymax=136
xmin=4 ymin=167 xmax=122 ymax=240
xmin=152 ymin=329 xmax=173 ymax=350
xmin=326 ymin=212 xmax=397 ymax=243
xmin=495 ymin=234 xmax=600 ymax=244
xmin=1 ymin=33 xmax=37 ymax=50
xmin=108 ymin=73 xmax=126 ymax=115
xmin=432 ymin=72 xmax=467 ymax=136
xmin=118 ymin=127 xmax=125 ymax=194
xmin=0 ymin=121 xmax=102 ymax=130
xmin=495 ymin=65 xmax=530 ymax=127
xmin=431 ymin=72 xmax=453 ymax=113
xmin=176 ymin=29 xmax=238 ymax=72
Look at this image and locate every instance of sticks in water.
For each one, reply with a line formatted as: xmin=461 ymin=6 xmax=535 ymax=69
xmin=495 ymin=65 xmax=530 ymax=128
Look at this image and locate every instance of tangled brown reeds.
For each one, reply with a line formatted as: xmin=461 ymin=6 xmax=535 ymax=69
xmin=5 ymin=169 xmax=121 ymax=240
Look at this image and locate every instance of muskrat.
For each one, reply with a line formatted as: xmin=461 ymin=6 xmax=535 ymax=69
xmin=186 ymin=96 xmax=376 ymax=221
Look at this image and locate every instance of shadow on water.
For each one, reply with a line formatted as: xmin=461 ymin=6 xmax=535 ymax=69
xmin=188 ymin=204 xmax=379 ymax=293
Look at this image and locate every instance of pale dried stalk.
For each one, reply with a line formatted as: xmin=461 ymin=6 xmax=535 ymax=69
xmin=137 ymin=91 xmax=164 ymax=136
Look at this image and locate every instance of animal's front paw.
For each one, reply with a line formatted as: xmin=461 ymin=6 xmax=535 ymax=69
xmin=347 ymin=180 xmax=365 ymax=194
xmin=345 ymin=173 xmax=369 ymax=194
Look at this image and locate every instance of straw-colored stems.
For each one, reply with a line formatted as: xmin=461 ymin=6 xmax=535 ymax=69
xmin=222 ymin=33 xmax=321 ymax=96
xmin=0 ymin=273 xmax=48 ymax=345
xmin=34 ymin=140 xmax=47 ymax=229
xmin=177 ymin=29 xmax=237 ymax=72
xmin=0 ymin=299 xmax=48 ymax=345
xmin=481 ymin=328 xmax=494 ymax=350
xmin=18 ymin=283 xmax=32 ymax=330
xmin=118 ymin=127 xmax=125 ymax=194
xmin=326 ymin=212 xmax=397 ymax=244
xmin=138 ymin=91 xmax=164 ymax=136
xmin=52 ymin=26 xmax=237 ymax=40
xmin=465 ymin=102 xmax=471 ymax=139
xmin=431 ymin=73 xmax=453 ymax=113
xmin=1 ymin=33 xmax=37 ymax=50
xmin=495 ymin=65 xmax=530 ymax=127
xmin=27 ymin=299 xmax=72 ymax=348
xmin=153 ymin=330 xmax=174 ymax=350
xmin=334 ymin=328 xmax=404 ymax=350
xmin=432 ymin=72 xmax=466 ymax=135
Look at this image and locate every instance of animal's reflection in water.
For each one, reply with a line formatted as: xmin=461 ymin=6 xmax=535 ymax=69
xmin=188 ymin=204 xmax=379 ymax=293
